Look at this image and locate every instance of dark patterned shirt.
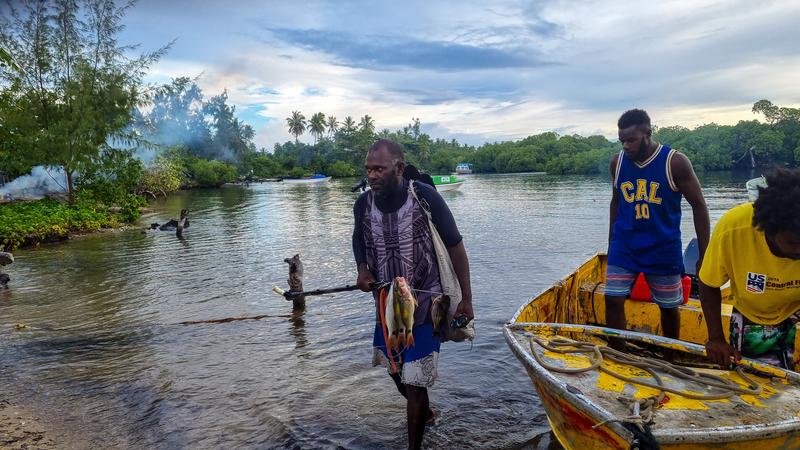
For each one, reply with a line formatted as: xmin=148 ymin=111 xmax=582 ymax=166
xmin=352 ymin=179 xmax=461 ymax=325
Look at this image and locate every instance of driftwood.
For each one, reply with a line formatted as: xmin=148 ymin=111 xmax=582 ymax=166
xmin=176 ymin=208 xmax=188 ymax=239
xmin=285 ymin=254 xmax=305 ymax=310
xmin=179 ymin=314 xmax=271 ymax=325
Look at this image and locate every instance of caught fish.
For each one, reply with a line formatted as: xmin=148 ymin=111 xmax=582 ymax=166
xmin=384 ymin=282 xmax=397 ymax=349
xmin=431 ymin=295 xmax=450 ymax=336
xmin=392 ymin=276 xmax=417 ymax=348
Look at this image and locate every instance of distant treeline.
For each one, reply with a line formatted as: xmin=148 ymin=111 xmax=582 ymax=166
xmin=267 ymin=100 xmax=799 ymax=179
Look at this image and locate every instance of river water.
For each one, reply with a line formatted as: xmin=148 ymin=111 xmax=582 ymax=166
xmin=0 ymin=172 xmax=753 ymax=449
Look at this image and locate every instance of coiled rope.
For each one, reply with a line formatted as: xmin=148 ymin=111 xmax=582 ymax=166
xmin=529 ymin=336 xmax=762 ymax=432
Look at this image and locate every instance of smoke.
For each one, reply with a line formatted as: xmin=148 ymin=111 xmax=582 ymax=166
xmin=0 ymin=166 xmax=68 ymax=201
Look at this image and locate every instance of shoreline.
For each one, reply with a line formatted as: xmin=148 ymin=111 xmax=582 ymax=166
xmin=0 ymin=398 xmax=56 ymax=449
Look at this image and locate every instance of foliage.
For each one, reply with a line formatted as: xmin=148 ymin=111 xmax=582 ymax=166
xmin=132 ymin=80 xmax=256 ymax=163
xmin=286 ymin=111 xmax=306 ymax=144
xmin=0 ymin=0 xmax=167 ymax=202
xmin=0 ymin=197 xmax=122 ymax=251
xmin=184 ymin=157 xmax=237 ymax=187
xmin=240 ymin=152 xmax=281 ymax=178
xmin=326 ymin=160 xmax=356 ymax=178
xmin=138 ymin=153 xmax=185 ymax=195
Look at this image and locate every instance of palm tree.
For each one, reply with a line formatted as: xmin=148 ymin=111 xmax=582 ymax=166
xmin=286 ymin=111 xmax=306 ymax=144
xmin=309 ymin=112 xmax=326 ymax=144
xmin=342 ymin=116 xmax=356 ymax=133
xmin=326 ymin=115 xmax=339 ymax=137
xmin=359 ymin=114 xmax=375 ymax=134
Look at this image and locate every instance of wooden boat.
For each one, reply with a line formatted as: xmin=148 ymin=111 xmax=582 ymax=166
xmin=504 ymin=253 xmax=800 ymax=449
xmin=281 ymin=174 xmax=331 ymax=185
xmin=432 ymin=175 xmax=465 ymax=191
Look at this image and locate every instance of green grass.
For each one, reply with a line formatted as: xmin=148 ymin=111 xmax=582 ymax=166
xmin=0 ymin=198 xmax=120 ymax=251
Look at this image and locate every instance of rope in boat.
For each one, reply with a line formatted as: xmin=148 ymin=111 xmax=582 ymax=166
xmin=529 ymin=336 xmax=763 ymax=432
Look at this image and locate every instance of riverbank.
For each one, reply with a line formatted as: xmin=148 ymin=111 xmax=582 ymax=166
xmin=0 ymin=198 xmax=127 ymax=251
xmin=0 ymin=398 xmax=56 ymax=449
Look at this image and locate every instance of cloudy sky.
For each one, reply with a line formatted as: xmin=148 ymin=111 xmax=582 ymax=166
xmin=120 ymin=0 xmax=800 ymax=149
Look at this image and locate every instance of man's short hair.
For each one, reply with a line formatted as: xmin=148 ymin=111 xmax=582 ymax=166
xmin=369 ymin=139 xmax=405 ymax=162
xmin=618 ymin=109 xmax=651 ymax=130
xmin=753 ymin=167 xmax=800 ymax=237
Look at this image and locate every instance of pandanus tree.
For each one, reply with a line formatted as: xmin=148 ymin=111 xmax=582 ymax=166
xmin=286 ymin=111 xmax=306 ymax=143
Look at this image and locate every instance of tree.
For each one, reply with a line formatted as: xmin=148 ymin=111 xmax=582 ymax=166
xmin=286 ymin=110 xmax=306 ymax=143
xmin=309 ymin=112 xmax=326 ymax=144
xmin=133 ymin=76 xmax=209 ymax=154
xmin=0 ymin=0 xmax=167 ymax=202
xmin=202 ymin=90 xmax=256 ymax=162
xmin=359 ymin=114 xmax=375 ymax=134
xmin=342 ymin=116 xmax=356 ymax=133
xmin=326 ymin=115 xmax=339 ymax=137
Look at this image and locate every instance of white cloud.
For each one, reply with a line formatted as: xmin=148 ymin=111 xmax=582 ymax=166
xmin=127 ymin=0 xmax=800 ymax=150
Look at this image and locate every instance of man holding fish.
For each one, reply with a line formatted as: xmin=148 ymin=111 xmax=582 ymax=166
xmin=352 ymin=139 xmax=473 ymax=450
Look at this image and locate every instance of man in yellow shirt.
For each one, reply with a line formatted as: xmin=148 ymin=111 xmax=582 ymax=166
xmin=699 ymin=168 xmax=800 ymax=368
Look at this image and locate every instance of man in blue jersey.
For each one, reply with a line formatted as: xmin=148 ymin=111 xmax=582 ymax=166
xmin=605 ymin=109 xmax=710 ymax=348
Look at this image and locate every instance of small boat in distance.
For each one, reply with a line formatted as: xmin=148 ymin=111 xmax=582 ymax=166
xmin=455 ymin=163 xmax=473 ymax=174
xmin=746 ymin=176 xmax=766 ymax=201
xmin=432 ymin=175 xmax=465 ymax=191
xmin=281 ymin=174 xmax=331 ymax=185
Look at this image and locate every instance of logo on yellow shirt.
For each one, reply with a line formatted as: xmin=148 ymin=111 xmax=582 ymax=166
xmin=746 ymin=272 xmax=766 ymax=294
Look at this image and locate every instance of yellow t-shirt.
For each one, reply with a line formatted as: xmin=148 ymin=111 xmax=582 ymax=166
xmin=699 ymin=203 xmax=800 ymax=324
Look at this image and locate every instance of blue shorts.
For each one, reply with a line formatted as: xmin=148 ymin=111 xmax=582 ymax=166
xmin=605 ymin=264 xmax=683 ymax=309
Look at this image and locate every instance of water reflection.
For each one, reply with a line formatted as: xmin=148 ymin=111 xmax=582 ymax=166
xmin=289 ymin=309 xmax=308 ymax=353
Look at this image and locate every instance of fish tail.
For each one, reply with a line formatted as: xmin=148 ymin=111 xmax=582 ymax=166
xmin=406 ymin=331 xmax=415 ymax=347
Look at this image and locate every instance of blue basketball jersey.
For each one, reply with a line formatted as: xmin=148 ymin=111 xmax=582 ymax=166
xmin=608 ymin=144 xmax=684 ymax=275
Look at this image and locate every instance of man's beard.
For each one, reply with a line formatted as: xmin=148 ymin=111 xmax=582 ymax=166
xmin=373 ymin=171 xmax=402 ymax=199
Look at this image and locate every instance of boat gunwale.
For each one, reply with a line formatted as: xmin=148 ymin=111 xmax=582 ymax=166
xmin=508 ymin=253 xmax=600 ymax=325
xmin=504 ymin=322 xmax=800 ymax=444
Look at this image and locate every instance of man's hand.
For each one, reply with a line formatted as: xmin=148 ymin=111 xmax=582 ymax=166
xmin=705 ymin=337 xmax=739 ymax=368
xmin=454 ymin=298 xmax=474 ymax=322
xmin=356 ymin=265 xmax=376 ymax=292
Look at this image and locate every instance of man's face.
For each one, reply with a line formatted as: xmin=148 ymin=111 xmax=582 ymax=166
xmin=365 ymin=147 xmax=404 ymax=198
xmin=618 ymin=125 xmax=651 ymax=161
xmin=769 ymin=230 xmax=800 ymax=260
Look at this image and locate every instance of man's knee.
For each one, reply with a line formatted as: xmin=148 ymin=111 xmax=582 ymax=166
xmin=405 ymin=384 xmax=427 ymax=400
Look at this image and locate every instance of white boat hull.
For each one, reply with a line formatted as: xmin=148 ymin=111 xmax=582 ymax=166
xmin=435 ymin=181 xmax=464 ymax=191
xmin=282 ymin=176 xmax=331 ymax=184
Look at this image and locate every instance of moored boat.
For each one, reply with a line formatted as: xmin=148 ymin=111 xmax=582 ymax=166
xmin=281 ymin=174 xmax=331 ymax=184
xmin=746 ymin=176 xmax=766 ymax=202
xmin=455 ymin=162 xmax=473 ymax=174
xmin=504 ymin=253 xmax=800 ymax=449
xmin=432 ymin=175 xmax=465 ymax=191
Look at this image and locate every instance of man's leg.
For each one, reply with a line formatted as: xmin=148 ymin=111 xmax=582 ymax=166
xmin=647 ymin=273 xmax=684 ymax=340
xmin=660 ymin=307 xmax=680 ymax=339
xmin=405 ymin=384 xmax=429 ymax=450
xmin=390 ymin=372 xmax=435 ymax=424
xmin=604 ymin=265 xmax=638 ymax=351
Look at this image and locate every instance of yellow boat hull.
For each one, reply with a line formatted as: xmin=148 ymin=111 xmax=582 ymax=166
xmin=505 ymin=254 xmax=800 ymax=449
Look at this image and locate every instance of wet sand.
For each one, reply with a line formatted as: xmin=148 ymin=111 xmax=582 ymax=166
xmin=0 ymin=398 xmax=56 ymax=449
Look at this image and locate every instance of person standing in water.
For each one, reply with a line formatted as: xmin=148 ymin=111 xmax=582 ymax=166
xmin=352 ymin=139 xmax=473 ymax=449
xmin=605 ymin=109 xmax=710 ymax=346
